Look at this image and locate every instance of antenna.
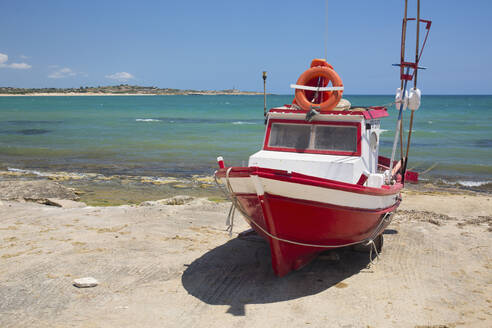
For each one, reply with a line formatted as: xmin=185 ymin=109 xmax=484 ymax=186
xmin=262 ymin=71 xmax=267 ymax=122
xmin=325 ymin=0 xmax=328 ymax=60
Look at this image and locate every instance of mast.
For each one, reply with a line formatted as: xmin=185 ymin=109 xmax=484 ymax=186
xmin=389 ymin=0 xmax=432 ymax=184
xmin=388 ymin=0 xmax=409 ymax=182
xmin=399 ymin=0 xmax=408 ymax=164
xmin=402 ymin=0 xmax=420 ymax=182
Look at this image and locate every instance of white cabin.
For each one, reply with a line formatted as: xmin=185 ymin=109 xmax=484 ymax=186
xmin=248 ymin=107 xmax=387 ymax=188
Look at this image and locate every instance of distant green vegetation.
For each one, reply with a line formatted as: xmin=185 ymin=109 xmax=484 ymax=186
xmin=0 ymin=84 xmax=261 ymax=95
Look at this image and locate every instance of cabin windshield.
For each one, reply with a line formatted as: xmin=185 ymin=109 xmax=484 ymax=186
xmin=266 ymin=121 xmax=360 ymax=156
xmin=268 ymin=123 xmax=311 ymax=149
xmin=314 ymin=125 xmax=357 ymax=152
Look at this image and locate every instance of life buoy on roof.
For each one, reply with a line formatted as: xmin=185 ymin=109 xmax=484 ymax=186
xmin=292 ymin=59 xmax=343 ymax=112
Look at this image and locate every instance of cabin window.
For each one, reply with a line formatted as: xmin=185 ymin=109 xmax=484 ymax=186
xmin=264 ymin=119 xmax=361 ymax=156
xmin=314 ymin=125 xmax=357 ymax=152
xmin=268 ymin=123 xmax=311 ymax=149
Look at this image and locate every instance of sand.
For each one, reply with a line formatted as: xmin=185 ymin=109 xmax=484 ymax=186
xmin=0 ymin=185 xmax=491 ymax=327
xmin=0 ymin=93 xmax=157 ymax=96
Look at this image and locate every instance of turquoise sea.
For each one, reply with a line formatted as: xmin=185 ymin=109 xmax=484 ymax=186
xmin=0 ymin=95 xmax=491 ymax=191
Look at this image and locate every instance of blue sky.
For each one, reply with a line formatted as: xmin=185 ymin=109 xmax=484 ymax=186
xmin=0 ymin=0 xmax=491 ymax=94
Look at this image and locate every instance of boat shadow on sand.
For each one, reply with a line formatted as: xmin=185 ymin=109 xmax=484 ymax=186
xmin=181 ymin=229 xmax=396 ymax=316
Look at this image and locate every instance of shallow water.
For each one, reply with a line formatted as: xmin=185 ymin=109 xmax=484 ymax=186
xmin=0 ymin=95 xmax=490 ymax=191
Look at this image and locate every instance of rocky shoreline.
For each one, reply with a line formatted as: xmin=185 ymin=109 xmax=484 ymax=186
xmin=2 ymin=167 xmax=490 ymax=207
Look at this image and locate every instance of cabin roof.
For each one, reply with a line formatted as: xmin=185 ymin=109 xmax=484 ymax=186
xmin=269 ymin=105 xmax=389 ymax=120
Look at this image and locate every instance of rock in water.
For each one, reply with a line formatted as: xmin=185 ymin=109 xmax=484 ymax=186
xmin=73 ymin=277 xmax=99 ymax=288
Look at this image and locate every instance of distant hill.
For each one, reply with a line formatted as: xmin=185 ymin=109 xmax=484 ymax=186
xmin=0 ymin=85 xmax=263 ymax=96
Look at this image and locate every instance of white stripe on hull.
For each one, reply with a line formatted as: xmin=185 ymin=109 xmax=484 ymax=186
xmin=222 ymin=176 xmax=399 ymax=210
xmin=218 ymin=177 xmax=256 ymax=194
xmin=258 ymin=177 xmax=398 ymax=210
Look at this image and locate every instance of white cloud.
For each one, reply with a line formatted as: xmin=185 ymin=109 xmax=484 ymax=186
xmin=105 ymin=71 xmax=135 ymax=82
xmin=0 ymin=52 xmax=32 ymax=69
xmin=20 ymin=54 xmax=29 ymax=59
xmin=0 ymin=53 xmax=7 ymax=65
xmin=9 ymin=62 xmax=32 ymax=69
xmin=48 ymin=67 xmax=77 ymax=79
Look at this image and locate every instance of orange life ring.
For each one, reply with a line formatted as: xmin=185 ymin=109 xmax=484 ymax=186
xmin=293 ymin=59 xmax=343 ymax=112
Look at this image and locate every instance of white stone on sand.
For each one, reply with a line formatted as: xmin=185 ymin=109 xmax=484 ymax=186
xmin=73 ymin=277 xmax=99 ymax=288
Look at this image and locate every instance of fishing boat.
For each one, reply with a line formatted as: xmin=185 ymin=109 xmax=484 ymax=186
xmin=215 ymin=1 xmax=431 ymax=277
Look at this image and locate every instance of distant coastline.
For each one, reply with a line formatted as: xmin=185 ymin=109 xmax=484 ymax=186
xmin=0 ymin=84 xmax=264 ymax=96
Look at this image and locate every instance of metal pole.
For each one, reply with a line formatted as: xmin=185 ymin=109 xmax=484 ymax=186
xmin=413 ymin=0 xmax=420 ymax=90
xmin=399 ymin=0 xmax=409 ymax=166
xmin=404 ymin=114 xmax=414 ymax=163
xmin=400 ymin=0 xmax=408 ymax=91
xmin=263 ymin=71 xmax=267 ymax=120
xmin=399 ymin=112 xmax=405 ymax=164
xmin=389 ymin=67 xmax=410 ymax=179
xmin=402 ymin=0 xmax=421 ymax=183
xmin=389 ymin=0 xmax=408 ymax=181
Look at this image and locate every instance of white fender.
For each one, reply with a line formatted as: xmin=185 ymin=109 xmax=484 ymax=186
xmin=395 ymin=88 xmax=408 ymax=111
xmin=408 ymin=88 xmax=421 ymax=111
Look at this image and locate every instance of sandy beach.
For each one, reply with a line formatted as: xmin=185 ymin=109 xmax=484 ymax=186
xmin=0 ymin=93 xmax=157 ymax=96
xmin=0 ymin=178 xmax=490 ymax=328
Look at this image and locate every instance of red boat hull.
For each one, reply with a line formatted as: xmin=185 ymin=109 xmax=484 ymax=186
xmin=217 ymin=166 xmax=402 ymax=277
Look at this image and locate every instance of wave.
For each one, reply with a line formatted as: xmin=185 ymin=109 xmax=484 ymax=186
xmin=136 ymin=119 xmax=162 ymax=122
xmin=7 ymin=167 xmax=45 ymax=176
xmin=456 ymin=180 xmax=491 ymax=187
xmin=6 ymin=167 xmax=91 ymax=180
xmin=232 ymin=121 xmax=256 ymax=125
xmin=438 ymin=178 xmax=492 ymax=188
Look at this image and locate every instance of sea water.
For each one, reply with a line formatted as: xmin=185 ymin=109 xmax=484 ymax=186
xmin=0 ymin=95 xmax=491 ymax=191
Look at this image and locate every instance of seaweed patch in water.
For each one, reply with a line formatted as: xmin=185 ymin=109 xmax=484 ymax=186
xmin=8 ymin=120 xmax=63 ymax=125
xmin=475 ymin=139 xmax=492 ymax=148
xmin=17 ymin=129 xmax=51 ymax=135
